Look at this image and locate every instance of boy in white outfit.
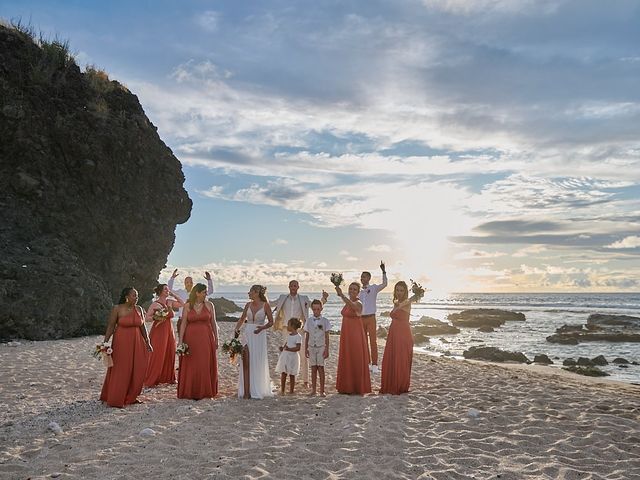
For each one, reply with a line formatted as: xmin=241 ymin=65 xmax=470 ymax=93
xmin=304 ymin=299 xmax=331 ymax=396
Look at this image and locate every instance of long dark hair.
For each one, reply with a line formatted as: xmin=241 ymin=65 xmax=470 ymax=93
xmin=250 ymin=284 xmax=268 ymax=302
xmin=118 ymin=287 xmax=134 ymax=305
xmin=188 ymin=283 xmax=207 ymax=308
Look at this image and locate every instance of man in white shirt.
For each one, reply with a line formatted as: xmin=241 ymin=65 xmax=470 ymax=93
xmin=359 ymin=262 xmax=387 ymax=374
xmin=167 ymin=269 xmax=214 ymax=337
xmin=273 ymin=280 xmax=328 ymax=387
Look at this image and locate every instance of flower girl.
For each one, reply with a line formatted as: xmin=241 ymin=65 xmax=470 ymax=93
xmin=275 ymin=317 xmax=303 ymax=394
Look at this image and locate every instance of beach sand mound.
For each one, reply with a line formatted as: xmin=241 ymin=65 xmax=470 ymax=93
xmin=1 ymin=323 xmax=639 ymax=479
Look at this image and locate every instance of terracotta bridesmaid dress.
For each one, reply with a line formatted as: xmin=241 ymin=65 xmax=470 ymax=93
xmin=336 ymin=304 xmax=372 ymax=394
xmin=177 ymin=304 xmax=218 ymax=400
xmin=100 ymin=307 xmax=149 ymax=407
xmin=144 ymin=302 xmax=176 ymax=387
xmin=380 ymin=308 xmax=413 ymax=394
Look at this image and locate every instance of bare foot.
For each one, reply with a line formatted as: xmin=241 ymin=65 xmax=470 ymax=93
xmin=304 ymin=382 xmax=309 ymax=389
xmin=319 ymin=392 xmax=327 ymax=397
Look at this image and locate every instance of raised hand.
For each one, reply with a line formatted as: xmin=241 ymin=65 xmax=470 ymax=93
xmin=171 ymin=268 xmax=179 ymax=279
xmin=322 ymin=290 xmax=329 ymax=302
xmin=380 ymin=260 xmax=386 ymax=274
xmin=335 ymin=286 xmax=343 ymax=297
xmin=204 ymin=271 xmax=212 ymax=281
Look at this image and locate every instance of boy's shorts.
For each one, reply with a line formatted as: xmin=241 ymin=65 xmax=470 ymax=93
xmin=308 ymin=345 xmax=326 ymax=367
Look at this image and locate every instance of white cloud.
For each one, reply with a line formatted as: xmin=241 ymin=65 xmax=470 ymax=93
xmin=195 ymin=10 xmax=220 ymax=32
xmin=346 ymin=256 xmax=359 ymax=262
xmin=367 ymin=244 xmax=392 ymax=252
xmin=606 ymin=236 xmax=640 ymax=249
xmin=454 ymin=249 xmax=507 ymax=260
xmin=273 ymin=238 xmax=288 ymax=245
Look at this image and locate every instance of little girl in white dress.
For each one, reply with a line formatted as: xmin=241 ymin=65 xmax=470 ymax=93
xmin=275 ymin=317 xmax=303 ymax=394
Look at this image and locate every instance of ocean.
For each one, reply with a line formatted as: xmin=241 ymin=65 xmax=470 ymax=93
xmin=215 ymin=291 xmax=640 ymax=384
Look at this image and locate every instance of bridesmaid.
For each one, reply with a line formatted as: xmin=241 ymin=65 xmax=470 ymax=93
xmin=335 ymin=282 xmax=371 ymax=395
xmin=144 ymin=284 xmax=184 ymax=387
xmin=100 ymin=287 xmax=153 ymax=408
xmin=380 ymin=281 xmax=418 ymax=395
xmin=177 ymin=283 xmax=219 ymax=400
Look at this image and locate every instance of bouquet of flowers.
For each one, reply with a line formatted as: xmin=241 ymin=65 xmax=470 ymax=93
xmin=92 ymin=342 xmax=113 ymax=368
xmin=176 ymin=342 xmax=190 ymax=356
xmin=330 ymin=272 xmax=344 ymax=287
xmin=222 ymin=336 xmax=243 ymax=364
xmin=153 ymin=306 xmax=170 ymax=322
xmin=410 ymin=279 xmax=426 ymax=301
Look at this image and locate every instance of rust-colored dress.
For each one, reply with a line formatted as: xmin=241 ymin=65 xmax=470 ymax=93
xmin=336 ymin=304 xmax=371 ymax=394
xmin=100 ymin=307 xmax=149 ymax=407
xmin=177 ymin=304 xmax=218 ymax=399
xmin=380 ymin=308 xmax=413 ymax=394
xmin=144 ymin=302 xmax=176 ymax=387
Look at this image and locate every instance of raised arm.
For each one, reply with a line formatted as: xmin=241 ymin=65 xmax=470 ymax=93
xmin=335 ymin=287 xmax=363 ymax=315
xmin=204 ymin=271 xmax=215 ymax=294
xmin=167 ymin=268 xmax=178 ymax=291
xmin=168 ymin=290 xmax=185 ymax=309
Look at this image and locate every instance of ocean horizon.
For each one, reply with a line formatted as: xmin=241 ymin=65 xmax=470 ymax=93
xmin=213 ymin=291 xmax=640 ymax=384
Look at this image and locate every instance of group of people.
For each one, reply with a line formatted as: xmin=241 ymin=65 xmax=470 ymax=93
xmin=99 ymin=264 xmax=420 ymax=408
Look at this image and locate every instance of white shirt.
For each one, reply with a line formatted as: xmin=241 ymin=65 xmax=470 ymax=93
xmin=282 ymin=295 xmax=305 ymax=322
xmin=167 ymin=277 xmax=214 ymax=317
xmin=358 ymin=273 xmax=387 ymax=316
xmin=304 ymin=315 xmax=331 ymax=347
xmin=284 ymin=333 xmax=303 ymax=349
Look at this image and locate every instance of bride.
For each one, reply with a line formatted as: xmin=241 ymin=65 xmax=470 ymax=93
xmin=234 ymin=285 xmax=274 ymax=399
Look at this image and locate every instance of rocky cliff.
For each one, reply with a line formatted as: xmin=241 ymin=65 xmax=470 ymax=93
xmin=0 ymin=24 xmax=192 ymax=340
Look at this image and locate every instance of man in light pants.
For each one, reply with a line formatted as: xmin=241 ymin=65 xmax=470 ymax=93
xmin=359 ymin=262 xmax=387 ymax=374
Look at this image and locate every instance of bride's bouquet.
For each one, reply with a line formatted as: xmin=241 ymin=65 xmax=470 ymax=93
xmin=152 ymin=306 xmax=170 ymax=322
xmin=222 ymin=333 xmax=243 ymax=365
xmin=92 ymin=342 xmax=113 ymax=368
xmin=410 ymin=279 xmax=426 ymax=301
xmin=330 ymin=272 xmax=344 ymax=287
xmin=176 ymin=342 xmax=190 ymax=356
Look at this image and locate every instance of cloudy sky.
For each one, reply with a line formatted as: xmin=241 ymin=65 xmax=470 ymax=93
xmin=4 ymin=0 xmax=640 ymax=292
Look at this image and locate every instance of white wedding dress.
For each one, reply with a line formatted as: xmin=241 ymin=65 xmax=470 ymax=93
xmin=238 ymin=305 xmax=274 ymax=399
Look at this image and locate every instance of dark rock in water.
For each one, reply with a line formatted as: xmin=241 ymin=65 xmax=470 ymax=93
xmin=556 ymin=324 xmax=584 ymax=334
xmin=546 ymin=334 xmax=579 ymax=345
xmin=448 ymin=309 xmax=525 ymax=328
xmin=463 ymin=346 xmax=529 ymax=363
xmin=577 ymin=357 xmax=594 ymax=367
xmin=412 ymin=316 xmax=460 ymax=337
xmin=439 ymin=337 xmax=450 ymax=344
xmin=533 ymin=354 xmax=553 ymax=365
xmin=477 ymin=326 xmax=495 ymax=333
xmin=612 ymin=357 xmax=630 ymax=364
xmin=618 ymin=364 xmax=629 ymax=369
xmin=591 ymin=355 xmax=608 ymax=366
xmin=563 ymin=358 xmax=577 ymax=366
xmin=0 ymin=25 xmax=191 ymax=340
xmin=562 ymin=366 xmax=609 ymax=377
xmin=587 ymin=314 xmax=640 ymax=328
xmin=211 ymin=297 xmax=242 ymax=317
xmin=376 ymin=326 xmax=388 ymax=339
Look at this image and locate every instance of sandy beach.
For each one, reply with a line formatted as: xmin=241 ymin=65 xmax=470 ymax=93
xmin=1 ymin=323 xmax=639 ymax=480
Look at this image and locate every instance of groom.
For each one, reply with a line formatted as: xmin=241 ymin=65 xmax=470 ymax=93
xmin=273 ymin=280 xmax=327 ymax=387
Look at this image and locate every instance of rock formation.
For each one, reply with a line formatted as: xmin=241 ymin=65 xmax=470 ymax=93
xmin=462 ymin=346 xmax=530 ymax=363
xmin=0 ymin=24 xmax=191 ymax=340
xmin=448 ymin=309 xmax=525 ymax=328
